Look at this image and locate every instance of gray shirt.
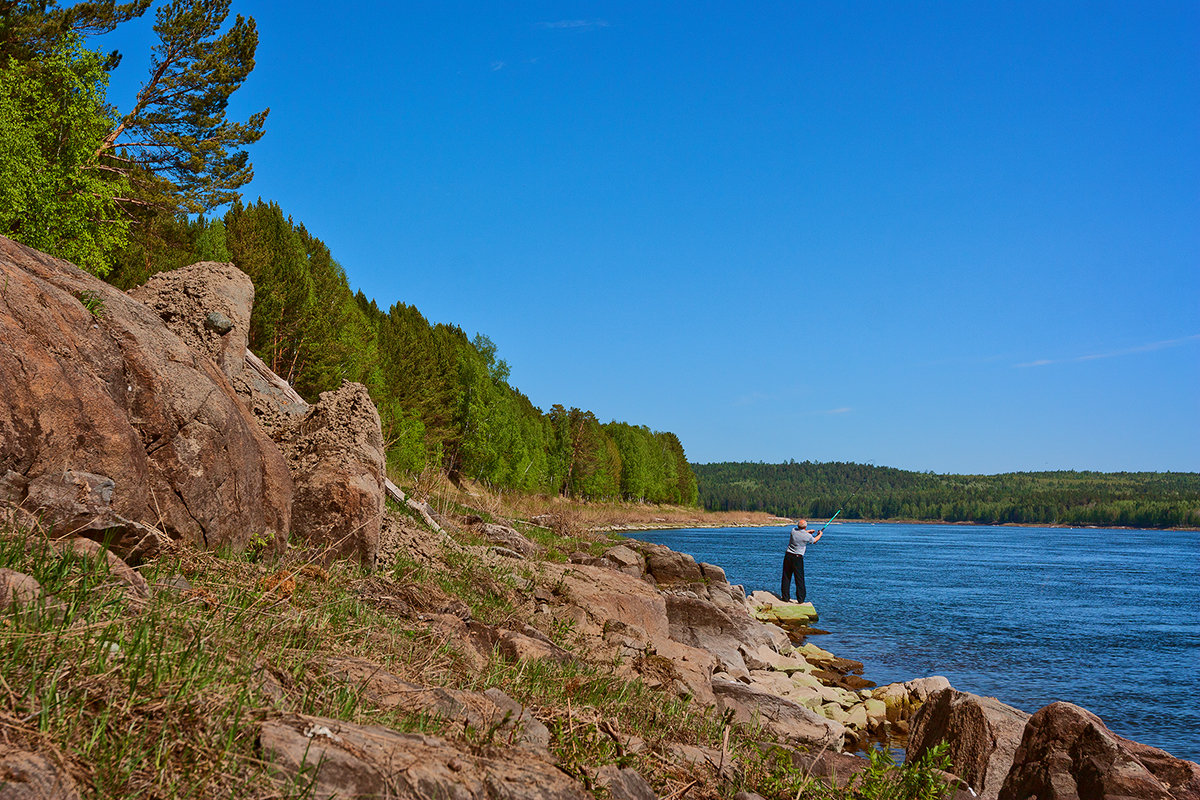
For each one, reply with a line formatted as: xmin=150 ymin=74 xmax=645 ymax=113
xmin=787 ymin=526 xmax=816 ymax=556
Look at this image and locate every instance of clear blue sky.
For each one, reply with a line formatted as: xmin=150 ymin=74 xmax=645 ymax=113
xmin=100 ymin=2 xmax=1199 ymax=473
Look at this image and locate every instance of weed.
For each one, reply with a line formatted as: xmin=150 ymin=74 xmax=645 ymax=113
xmin=75 ymin=289 xmax=106 ymax=319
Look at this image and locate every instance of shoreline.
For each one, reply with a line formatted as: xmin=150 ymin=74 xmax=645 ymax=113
xmin=601 ymin=516 xmax=1200 ymax=533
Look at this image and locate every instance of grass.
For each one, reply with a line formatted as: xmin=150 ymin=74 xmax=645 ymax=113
xmin=0 ymin=508 xmax=957 ymax=800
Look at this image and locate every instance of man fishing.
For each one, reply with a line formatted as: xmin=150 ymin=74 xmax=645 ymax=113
xmin=780 ymin=518 xmax=822 ymax=604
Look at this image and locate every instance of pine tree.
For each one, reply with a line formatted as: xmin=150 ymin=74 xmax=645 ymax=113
xmin=95 ymin=0 xmax=267 ymax=214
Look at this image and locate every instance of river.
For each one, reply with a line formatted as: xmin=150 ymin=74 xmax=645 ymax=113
xmin=632 ymin=522 xmax=1199 ymax=762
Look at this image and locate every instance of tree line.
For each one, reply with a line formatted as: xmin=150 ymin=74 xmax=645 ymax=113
xmin=693 ymin=461 xmax=1200 ymax=528
xmin=0 ymin=0 xmax=699 ymax=504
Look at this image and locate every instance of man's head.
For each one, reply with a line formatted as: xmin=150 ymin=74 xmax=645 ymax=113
xmin=795 ymin=519 xmax=807 ymax=529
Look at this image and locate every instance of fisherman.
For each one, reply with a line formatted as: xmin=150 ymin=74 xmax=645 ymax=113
xmin=781 ymin=518 xmax=822 ymax=603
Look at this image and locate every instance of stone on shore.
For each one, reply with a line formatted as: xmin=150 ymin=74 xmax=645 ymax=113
xmin=712 ymin=678 xmax=845 ymax=750
xmin=907 ymin=688 xmax=1031 ymax=800
xmin=998 ymin=702 xmax=1200 ymax=800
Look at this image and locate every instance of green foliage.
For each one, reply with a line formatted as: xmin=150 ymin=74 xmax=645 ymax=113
xmin=96 ymin=0 xmax=268 ymax=214
xmin=0 ymin=37 xmax=128 ymax=275
xmin=694 ymin=461 xmax=1200 ymax=528
xmin=75 ymin=288 xmax=106 ymax=318
xmin=0 ymin=0 xmax=151 ymax=66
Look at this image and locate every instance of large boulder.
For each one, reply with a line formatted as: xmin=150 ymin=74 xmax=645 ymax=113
xmin=128 ymin=261 xmax=253 ymax=384
xmin=541 ymin=562 xmax=671 ymax=642
xmin=275 ymin=382 xmax=385 ymax=564
xmin=998 ymin=702 xmax=1200 ymax=800
xmin=665 ymin=594 xmax=786 ymax=676
xmin=712 ymin=678 xmax=845 ymax=750
xmin=0 ymin=237 xmax=292 ymax=555
xmin=259 ymin=713 xmax=589 ymax=800
xmin=629 ymin=541 xmax=704 ymax=584
xmin=907 ymin=688 xmax=1031 ymax=800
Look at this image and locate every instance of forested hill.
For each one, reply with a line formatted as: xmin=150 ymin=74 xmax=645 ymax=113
xmin=692 ymin=461 xmax=1200 ymax=528
xmin=0 ymin=4 xmax=697 ymax=505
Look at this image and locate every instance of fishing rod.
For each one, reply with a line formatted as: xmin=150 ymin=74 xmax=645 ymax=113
xmin=818 ymin=488 xmax=861 ymax=533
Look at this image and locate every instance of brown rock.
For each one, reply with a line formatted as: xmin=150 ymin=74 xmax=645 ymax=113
xmin=259 ymin=712 xmax=589 ymax=799
xmin=276 ymin=382 xmax=384 ymax=564
xmin=0 ymin=569 xmax=40 ymax=610
xmin=54 ymin=537 xmax=149 ymax=600
xmin=601 ymin=544 xmax=646 ymax=576
xmin=541 ymin=562 xmax=671 ymax=642
xmin=907 ymin=688 xmax=1031 ymax=800
xmin=20 ymin=470 xmax=167 ymax=563
xmin=0 ymin=237 xmax=292 ymax=555
xmin=712 ymin=679 xmax=845 ymax=750
xmin=999 ymin=702 xmax=1200 ymax=800
xmin=0 ymin=746 xmax=81 ymax=800
xmin=651 ymin=638 xmax=719 ymax=707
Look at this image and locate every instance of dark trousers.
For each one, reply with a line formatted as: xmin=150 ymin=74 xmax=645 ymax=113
xmin=781 ymin=552 xmax=805 ymax=603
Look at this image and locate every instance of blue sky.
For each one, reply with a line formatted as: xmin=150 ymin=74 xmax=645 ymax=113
xmin=100 ymin=2 xmax=1199 ymax=473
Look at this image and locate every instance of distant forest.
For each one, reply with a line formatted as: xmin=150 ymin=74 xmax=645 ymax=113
xmin=0 ymin=4 xmax=697 ymax=504
xmin=692 ymin=461 xmax=1200 ymax=528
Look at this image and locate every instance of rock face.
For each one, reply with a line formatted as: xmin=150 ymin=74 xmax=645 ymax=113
xmin=0 ymin=236 xmax=292 ymax=555
xmin=666 ymin=594 xmax=782 ymax=677
xmin=259 ymin=713 xmax=590 ymax=800
xmin=907 ymin=688 xmax=1031 ymax=800
xmin=998 ymin=702 xmax=1200 ymax=800
xmin=128 ymin=261 xmax=254 ymax=383
xmin=275 ymin=382 xmax=385 ymax=564
xmin=128 ymin=255 xmax=385 ymax=564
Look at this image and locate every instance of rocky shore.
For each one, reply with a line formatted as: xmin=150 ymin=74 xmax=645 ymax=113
xmin=2 ymin=235 xmax=1198 ymax=799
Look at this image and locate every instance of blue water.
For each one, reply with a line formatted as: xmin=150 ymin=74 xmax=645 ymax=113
xmin=633 ymin=522 xmax=1200 ymax=763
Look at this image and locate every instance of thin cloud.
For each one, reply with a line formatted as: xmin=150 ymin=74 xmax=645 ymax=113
xmin=489 ymin=60 xmax=506 ymax=71
xmin=1014 ymin=333 xmax=1200 ymax=368
xmin=733 ymin=391 xmax=772 ymax=407
xmin=821 ymin=407 xmax=852 ymax=415
xmin=537 ymin=19 xmax=610 ymax=30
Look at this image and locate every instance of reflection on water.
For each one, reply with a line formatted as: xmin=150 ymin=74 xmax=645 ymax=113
xmin=634 ymin=522 xmax=1200 ymax=762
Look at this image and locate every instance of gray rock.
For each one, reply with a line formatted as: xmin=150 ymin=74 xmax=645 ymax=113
xmin=259 ymin=712 xmax=589 ymax=799
xmin=479 ymin=523 xmax=540 ymax=557
xmin=595 ymin=765 xmax=657 ymax=800
xmin=713 ymin=679 xmax=844 ymax=750
xmin=0 ymin=746 xmax=82 ymax=800
xmin=665 ymin=594 xmax=782 ymax=676
xmin=322 ymin=656 xmax=550 ymax=751
xmin=203 ymin=310 xmax=234 ymax=335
